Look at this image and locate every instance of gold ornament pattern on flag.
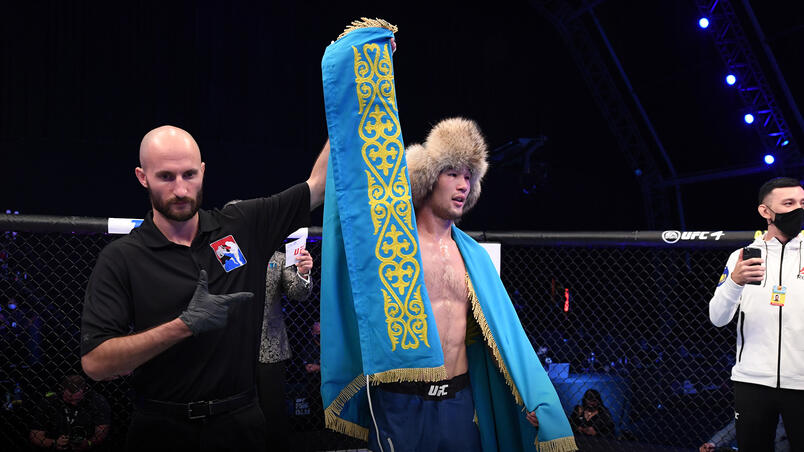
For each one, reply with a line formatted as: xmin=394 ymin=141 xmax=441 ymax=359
xmin=353 ymin=41 xmax=428 ymax=351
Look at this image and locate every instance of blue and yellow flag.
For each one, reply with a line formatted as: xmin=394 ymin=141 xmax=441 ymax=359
xmin=320 ymin=21 xmax=446 ymax=439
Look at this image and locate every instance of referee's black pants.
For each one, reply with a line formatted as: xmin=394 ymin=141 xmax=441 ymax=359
xmin=735 ymin=381 xmax=804 ymax=452
xmin=257 ymin=360 xmax=291 ymax=452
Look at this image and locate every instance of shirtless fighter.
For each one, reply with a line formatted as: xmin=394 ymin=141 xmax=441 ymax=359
xmin=366 ymin=118 xmax=540 ymax=452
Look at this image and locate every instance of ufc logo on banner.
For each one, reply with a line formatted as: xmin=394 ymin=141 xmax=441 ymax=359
xmin=428 ymin=384 xmax=449 ymax=397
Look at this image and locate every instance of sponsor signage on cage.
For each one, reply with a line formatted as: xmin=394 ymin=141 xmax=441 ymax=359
xmin=661 ymin=230 xmax=725 ymax=244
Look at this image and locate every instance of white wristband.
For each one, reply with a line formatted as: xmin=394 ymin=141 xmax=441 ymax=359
xmin=297 ymin=270 xmax=311 ymax=284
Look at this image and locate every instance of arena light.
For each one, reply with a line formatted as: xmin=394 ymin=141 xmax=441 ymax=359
xmin=764 ymin=154 xmax=775 ymax=165
xmin=725 ymin=74 xmax=736 ymax=85
xmin=744 ymin=113 xmax=755 ymax=124
xmin=782 ymin=139 xmax=790 ymax=147
xmin=698 ymin=17 xmax=710 ymax=29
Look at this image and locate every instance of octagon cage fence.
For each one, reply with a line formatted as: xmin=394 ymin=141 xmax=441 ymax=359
xmin=0 ymin=214 xmax=761 ymax=451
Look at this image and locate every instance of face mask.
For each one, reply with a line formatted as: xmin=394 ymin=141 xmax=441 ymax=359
xmin=769 ymin=207 xmax=804 ymax=238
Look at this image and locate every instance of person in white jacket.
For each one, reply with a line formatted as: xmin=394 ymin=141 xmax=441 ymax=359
xmin=709 ymin=176 xmax=804 ymax=452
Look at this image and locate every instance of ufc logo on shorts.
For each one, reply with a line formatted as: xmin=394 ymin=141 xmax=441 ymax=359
xmin=428 ymin=384 xmax=449 ymax=397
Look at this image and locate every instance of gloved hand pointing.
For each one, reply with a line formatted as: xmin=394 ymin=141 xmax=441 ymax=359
xmin=179 ymin=270 xmax=254 ymax=335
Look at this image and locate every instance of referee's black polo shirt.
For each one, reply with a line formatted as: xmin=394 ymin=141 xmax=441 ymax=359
xmin=81 ymin=183 xmax=310 ymax=402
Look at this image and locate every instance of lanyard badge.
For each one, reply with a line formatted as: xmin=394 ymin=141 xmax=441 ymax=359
xmin=771 ymin=285 xmax=787 ymax=306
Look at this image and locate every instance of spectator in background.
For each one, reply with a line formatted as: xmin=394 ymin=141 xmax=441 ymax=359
xmin=258 ymin=248 xmax=313 ymax=452
xmin=569 ymin=389 xmax=615 ymax=437
xmin=29 ymin=374 xmax=110 ymax=450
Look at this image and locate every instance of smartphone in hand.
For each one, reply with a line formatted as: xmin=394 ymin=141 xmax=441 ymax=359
xmin=743 ymin=247 xmax=762 ymax=285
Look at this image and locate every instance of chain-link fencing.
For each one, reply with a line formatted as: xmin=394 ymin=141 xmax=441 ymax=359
xmin=0 ymin=218 xmax=751 ymax=451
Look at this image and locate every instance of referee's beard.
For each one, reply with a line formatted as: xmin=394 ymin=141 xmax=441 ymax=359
xmin=148 ymin=186 xmax=203 ymax=222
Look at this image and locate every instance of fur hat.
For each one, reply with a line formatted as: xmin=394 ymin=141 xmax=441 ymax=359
xmin=406 ymin=117 xmax=489 ymax=212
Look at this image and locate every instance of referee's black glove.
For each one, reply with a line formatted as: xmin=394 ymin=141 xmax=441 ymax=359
xmin=179 ymin=269 xmax=254 ymax=335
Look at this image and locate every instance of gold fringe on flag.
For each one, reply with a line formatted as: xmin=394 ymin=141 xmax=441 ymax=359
xmin=338 ymin=17 xmax=398 ymax=41
xmin=325 ymin=411 xmax=369 ymax=441
xmin=536 ymin=435 xmax=579 ymax=452
xmin=467 ymin=274 xmax=524 ymax=405
xmin=323 ymin=375 xmax=369 ymax=440
xmin=370 ymin=365 xmax=448 ymax=384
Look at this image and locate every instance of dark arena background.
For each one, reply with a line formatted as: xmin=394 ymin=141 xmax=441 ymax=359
xmin=2 ymin=0 xmax=804 ymax=451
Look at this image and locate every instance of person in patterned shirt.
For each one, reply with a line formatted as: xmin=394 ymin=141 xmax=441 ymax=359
xmin=258 ymin=249 xmax=313 ymax=451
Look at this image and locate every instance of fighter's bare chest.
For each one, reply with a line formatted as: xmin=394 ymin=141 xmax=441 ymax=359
xmin=420 ymin=239 xmax=467 ymax=302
